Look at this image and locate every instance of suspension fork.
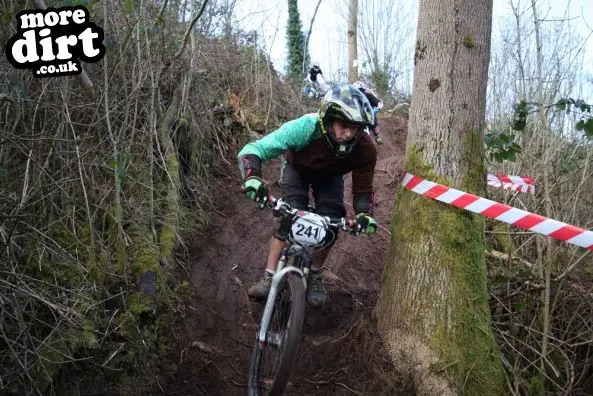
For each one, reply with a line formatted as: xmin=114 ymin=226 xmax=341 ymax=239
xmin=282 ymin=247 xmax=313 ymax=290
xmin=258 ymin=265 xmax=302 ymax=344
xmin=298 ymin=251 xmax=313 ymax=290
xmin=257 ymin=249 xmax=312 ymax=344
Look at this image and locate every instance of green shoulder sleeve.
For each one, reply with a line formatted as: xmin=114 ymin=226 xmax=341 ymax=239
xmin=237 ymin=113 xmax=320 ymax=161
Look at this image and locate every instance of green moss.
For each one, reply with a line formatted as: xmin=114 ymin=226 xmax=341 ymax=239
xmin=459 ymin=123 xmax=487 ymax=194
xmin=125 ymin=220 xmax=160 ymax=322
xmin=159 ymin=225 xmax=177 ymax=262
xmin=462 ymin=36 xmax=475 ymax=48
xmin=381 ymin=145 xmax=504 ymax=395
xmin=155 ymin=125 xmax=182 ymax=264
xmin=131 ymin=242 xmax=160 ymax=276
xmin=128 ymin=292 xmax=156 ymax=316
xmin=489 ymin=221 xmax=512 ymax=253
xmin=118 ymin=310 xmax=138 ymax=340
xmin=33 ymin=339 xmax=66 ymax=392
xmin=110 ymin=203 xmax=127 ymax=270
xmin=72 ymin=319 xmax=100 ymax=350
xmin=415 ymin=40 xmax=427 ymax=65
xmin=118 ymin=292 xmax=157 ymax=340
xmin=529 ymin=373 xmax=545 ymax=394
xmin=31 ymin=319 xmax=99 ymax=392
xmin=27 ymin=221 xmax=106 ymax=290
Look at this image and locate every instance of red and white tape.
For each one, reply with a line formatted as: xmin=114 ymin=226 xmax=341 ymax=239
xmin=487 ymin=174 xmax=535 ymax=193
xmin=402 ymin=173 xmax=593 ymax=251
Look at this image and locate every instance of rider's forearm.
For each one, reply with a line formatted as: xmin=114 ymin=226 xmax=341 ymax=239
xmin=238 ymin=154 xmax=262 ymax=179
xmin=353 ymin=193 xmax=375 ymax=216
xmin=351 ymin=158 xmax=376 ymax=215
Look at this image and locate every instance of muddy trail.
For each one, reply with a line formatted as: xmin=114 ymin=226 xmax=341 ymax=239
xmin=172 ymin=116 xmax=411 ymax=395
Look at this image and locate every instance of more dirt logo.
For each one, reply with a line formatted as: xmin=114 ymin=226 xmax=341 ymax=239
xmin=5 ymin=6 xmax=105 ymax=78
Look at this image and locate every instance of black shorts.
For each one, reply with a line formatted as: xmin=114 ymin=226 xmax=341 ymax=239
xmin=279 ymin=161 xmax=346 ymax=219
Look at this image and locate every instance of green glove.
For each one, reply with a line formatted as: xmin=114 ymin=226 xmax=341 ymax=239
xmin=355 ymin=213 xmax=377 ymax=234
xmin=244 ymin=176 xmax=269 ymax=206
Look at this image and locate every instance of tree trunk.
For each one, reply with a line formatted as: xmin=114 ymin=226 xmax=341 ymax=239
xmin=376 ymin=1 xmax=504 ymax=395
xmin=347 ymin=0 xmax=358 ymax=83
xmin=530 ymin=0 xmax=555 ymax=384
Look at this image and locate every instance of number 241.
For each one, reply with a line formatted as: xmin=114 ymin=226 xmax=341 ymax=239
xmin=295 ymin=224 xmax=319 ymax=239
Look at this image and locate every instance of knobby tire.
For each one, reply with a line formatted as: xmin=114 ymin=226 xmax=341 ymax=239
xmin=248 ymin=270 xmax=305 ymax=396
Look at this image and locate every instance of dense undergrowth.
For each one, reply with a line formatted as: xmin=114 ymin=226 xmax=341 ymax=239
xmin=0 ymin=1 xmax=302 ymax=393
xmin=484 ymin=124 xmax=593 ymax=393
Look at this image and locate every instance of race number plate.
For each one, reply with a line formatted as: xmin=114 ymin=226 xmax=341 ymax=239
xmin=290 ymin=212 xmax=327 ymax=247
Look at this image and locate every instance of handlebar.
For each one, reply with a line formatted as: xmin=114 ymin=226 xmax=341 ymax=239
xmin=263 ymin=195 xmax=358 ymax=233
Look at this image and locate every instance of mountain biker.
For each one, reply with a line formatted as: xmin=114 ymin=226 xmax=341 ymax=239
xmin=352 ymin=81 xmax=384 ymax=145
xmin=237 ymin=84 xmax=378 ymax=308
xmin=307 ymin=62 xmax=325 ymax=93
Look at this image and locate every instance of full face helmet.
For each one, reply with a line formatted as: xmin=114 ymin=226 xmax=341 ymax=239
xmin=318 ymin=84 xmax=375 ymax=156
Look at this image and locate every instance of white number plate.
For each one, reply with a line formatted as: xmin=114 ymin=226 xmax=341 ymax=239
xmin=290 ymin=212 xmax=327 ymax=247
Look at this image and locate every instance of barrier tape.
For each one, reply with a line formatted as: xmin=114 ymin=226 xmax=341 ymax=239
xmin=402 ymin=173 xmax=593 ymax=251
xmin=487 ymin=174 xmax=535 ymax=193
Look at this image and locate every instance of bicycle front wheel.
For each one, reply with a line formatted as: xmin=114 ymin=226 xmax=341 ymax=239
xmin=248 ymin=272 xmax=305 ymax=396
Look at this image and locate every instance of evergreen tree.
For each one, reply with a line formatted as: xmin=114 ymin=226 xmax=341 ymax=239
xmin=286 ymin=0 xmax=308 ymax=82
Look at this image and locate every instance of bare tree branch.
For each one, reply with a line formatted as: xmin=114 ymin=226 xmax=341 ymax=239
xmin=154 ymin=0 xmax=169 ymax=25
xmin=173 ymin=0 xmax=210 ymax=60
xmin=302 ymin=0 xmax=323 ymax=74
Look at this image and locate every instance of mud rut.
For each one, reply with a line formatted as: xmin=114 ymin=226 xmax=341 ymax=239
xmin=174 ymin=116 xmax=409 ymax=395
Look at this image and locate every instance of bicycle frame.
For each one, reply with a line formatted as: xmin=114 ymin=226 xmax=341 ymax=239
xmin=248 ymin=197 xmax=362 ymax=395
xmin=254 ymin=196 xmax=354 ymax=345
xmin=257 ymin=244 xmax=312 ymax=345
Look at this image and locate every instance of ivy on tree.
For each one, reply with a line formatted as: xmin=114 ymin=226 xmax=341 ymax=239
xmin=555 ymin=98 xmax=593 ymax=137
xmin=286 ymin=0 xmax=309 ymax=82
xmin=485 ymin=98 xmax=593 ymax=164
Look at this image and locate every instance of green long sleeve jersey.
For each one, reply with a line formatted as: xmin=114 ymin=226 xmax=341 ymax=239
xmin=237 ymin=113 xmax=377 ymax=214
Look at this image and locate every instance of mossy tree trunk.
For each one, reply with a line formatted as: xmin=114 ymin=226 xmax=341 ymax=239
xmin=376 ymin=1 xmax=504 ymax=395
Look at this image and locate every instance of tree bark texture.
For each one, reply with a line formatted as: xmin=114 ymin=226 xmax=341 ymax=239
xmin=348 ymin=0 xmax=358 ymax=83
xmin=376 ymin=1 xmax=504 ymax=395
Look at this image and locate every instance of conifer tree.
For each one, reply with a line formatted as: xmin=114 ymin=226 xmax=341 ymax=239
xmin=286 ymin=0 xmax=309 ymax=82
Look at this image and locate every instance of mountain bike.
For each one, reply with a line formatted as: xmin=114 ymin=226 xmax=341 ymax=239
xmin=247 ymin=196 xmax=360 ymax=396
xmin=301 ymin=82 xmax=325 ymax=100
xmin=301 ymin=78 xmax=332 ymax=100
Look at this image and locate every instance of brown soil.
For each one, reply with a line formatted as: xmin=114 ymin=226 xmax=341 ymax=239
xmin=170 ymin=116 xmax=413 ymax=395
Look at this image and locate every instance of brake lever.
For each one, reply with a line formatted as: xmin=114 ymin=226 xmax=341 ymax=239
xmin=272 ymin=199 xmax=283 ymax=217
xmin=340 ymin=219 xmax=349 ymax=231
xmin=337 ymin=219 xmax=359 ymax=235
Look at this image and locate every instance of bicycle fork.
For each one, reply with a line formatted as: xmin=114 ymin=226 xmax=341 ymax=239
xmin=257 ymin=263 xmax=303 ymax=346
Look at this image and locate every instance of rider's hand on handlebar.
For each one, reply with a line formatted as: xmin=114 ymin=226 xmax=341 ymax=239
xmin=355 ymin=213 xmax=378 ymax=234
xmin=243 ymin=176 xmax=269 ymax=208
